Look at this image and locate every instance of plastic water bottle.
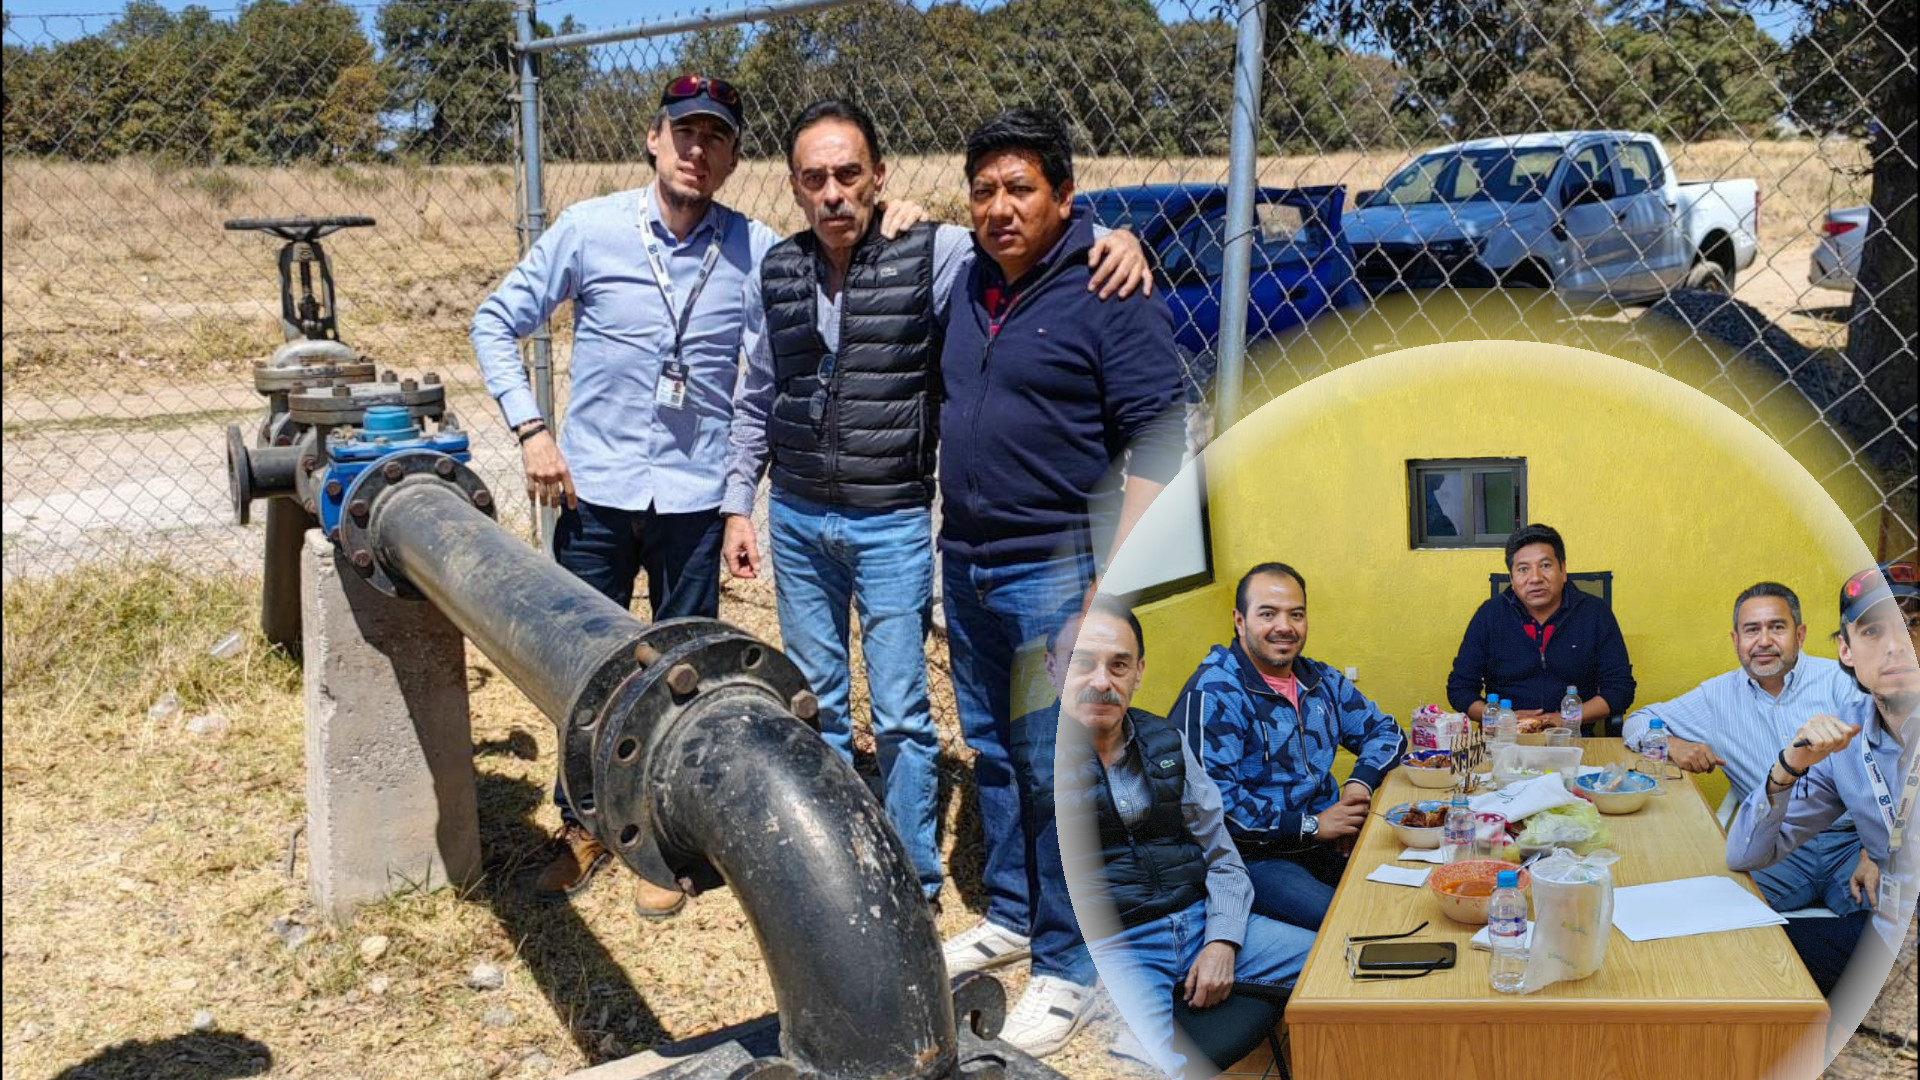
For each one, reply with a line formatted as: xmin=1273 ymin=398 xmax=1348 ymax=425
xmin=1488 ymin=869 xmax=1529 ymax=993
xmin=1443 ymin=792 xmax=1475 ymax=863
xmin=1487 ymin=699 xmax=1517 ymax=750
xmin=1559 ymin=686 xmax=1583 ymax=742
xmin=1498 ymin=698 xmax=1518 ymax=739
xmin=1643 ymin=718 xmax=1670 ymax=781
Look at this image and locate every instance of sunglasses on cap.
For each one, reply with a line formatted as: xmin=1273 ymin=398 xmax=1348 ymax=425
xmin=1844 ymin=562 xmax=1919 ymax=601
xmin=662 ymin=74 xmax=740 ymax=108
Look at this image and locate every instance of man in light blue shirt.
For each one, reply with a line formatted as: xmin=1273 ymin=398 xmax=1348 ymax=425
xmin=1625 ymin=581 xmax=1870 ymax=916
xmin=1727 ymin=564 xmax=1920 ymax=996
xmin=472 ymin=74 xmax=772 ymax=915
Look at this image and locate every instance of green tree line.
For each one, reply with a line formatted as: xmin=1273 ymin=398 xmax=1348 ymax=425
xmin=0 ymin=0 xmax=1883 ymax=166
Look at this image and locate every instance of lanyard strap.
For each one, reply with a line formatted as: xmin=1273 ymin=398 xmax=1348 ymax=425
xmin=640 ymin=193 xmax=724 ymax=361
xmin=1861 ymin=737 xmax=1919 ymax=856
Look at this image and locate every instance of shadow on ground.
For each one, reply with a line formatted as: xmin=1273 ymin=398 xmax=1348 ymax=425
xmin=473 ymin=771 xmax=666 ymax=1064
xmin=48 ymin=1031 xmax=272 ymax=1080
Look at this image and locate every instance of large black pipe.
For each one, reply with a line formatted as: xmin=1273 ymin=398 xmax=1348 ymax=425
xmin=653 ymin=695 xmax=953 ymax=1080
xmin=368 ymin=480 xmax=645 ymax=721
xmin=261 ymin=497 xmax=308 ymax=651
xmin=363 ymin=479 xmax=954 ymax=1080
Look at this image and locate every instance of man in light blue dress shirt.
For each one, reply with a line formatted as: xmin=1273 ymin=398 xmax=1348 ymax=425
xmin=1726 ymin=564 xmax=1920 ymax=997
xmin=1624 ymin=581 xmax=1871 ymax=917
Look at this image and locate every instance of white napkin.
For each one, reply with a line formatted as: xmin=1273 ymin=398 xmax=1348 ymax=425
xmin=1470 ymin=773 xmax=1578 ymax=820
xmin=1365 ymin=864 xmax=1433 ymax=888
xmin=1397 ymin=847 xmax=1447 ymax=864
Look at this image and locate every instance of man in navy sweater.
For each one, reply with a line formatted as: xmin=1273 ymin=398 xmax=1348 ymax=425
xmin=935 ymin=108 xmax=1185 ymax=1056
xmin=1446 ymin=523 xmax=1637 ymax=734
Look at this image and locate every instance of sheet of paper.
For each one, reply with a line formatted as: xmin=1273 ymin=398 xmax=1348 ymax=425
xmin=1611 ymin=875 xmax=1790 ymax=942
xmin=1397 ymin=847 xmax=1447 ymax=864
xmin=1365 ymin=863 xmax=1432 ymax=888
xmin=1469 ymin=920 xmax=1535 ymax=951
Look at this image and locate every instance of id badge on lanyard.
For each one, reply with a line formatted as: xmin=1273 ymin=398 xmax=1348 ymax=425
xmin=642 ymin=207 xmax=723 ymax=412
xmin=1861 ymin=739 xmax=1919 ymax=918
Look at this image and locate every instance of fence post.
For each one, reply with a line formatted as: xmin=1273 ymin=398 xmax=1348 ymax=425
xmin=1214 ymin=0 xmax=1266 ymax=431
xmin=513 ymin=0 xmax=557 ymax=550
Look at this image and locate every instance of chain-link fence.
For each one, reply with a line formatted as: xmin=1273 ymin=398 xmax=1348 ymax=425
xmin=2 ymin=0 xmax=1914 ymax=587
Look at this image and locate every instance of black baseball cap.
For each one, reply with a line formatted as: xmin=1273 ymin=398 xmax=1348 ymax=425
xmin=660 ymin=74 xmax=743 ymax=135
xmin=1839 ymin=562 xmax=1920 ymax=625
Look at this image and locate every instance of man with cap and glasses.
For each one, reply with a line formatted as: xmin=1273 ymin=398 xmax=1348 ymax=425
xmin=1727 ymin=562 xmax=1920 ymax=997
xmin=471 ymin=75 xmax=925 ymax=918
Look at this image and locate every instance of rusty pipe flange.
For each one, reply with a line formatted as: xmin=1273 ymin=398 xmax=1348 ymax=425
xmin=253 ymin=358 xmax=377 ymax=395
xmin=288 ymin=378 xmax=446 ymax=428
xmin=587 ymin=628 xmax=809 ymax=892
xmin=227 ymin=424 xmax=254 ymax=526
xmin=552 ymin=617 xmax=744 ymax=832
xmin=336 ymin=449 xmax=494 ymax=599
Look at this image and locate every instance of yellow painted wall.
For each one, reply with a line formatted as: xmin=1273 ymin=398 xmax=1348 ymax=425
xmin=1114 ymin=343 xmax=1876 ymax=799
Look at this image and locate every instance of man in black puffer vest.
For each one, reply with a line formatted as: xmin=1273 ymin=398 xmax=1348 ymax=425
xmin=1050 ymin=596 xmax=1315 ymax=1080
xmin=722 ymin=101 xmax=1151 ymax=909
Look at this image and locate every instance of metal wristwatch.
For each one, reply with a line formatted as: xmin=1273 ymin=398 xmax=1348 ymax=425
xmin=1301 ymin=814 xmax=1320 ymax=840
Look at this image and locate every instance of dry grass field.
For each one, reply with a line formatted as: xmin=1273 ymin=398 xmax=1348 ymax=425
xmin=2 ymin=562 xmax=1915 ymax=1080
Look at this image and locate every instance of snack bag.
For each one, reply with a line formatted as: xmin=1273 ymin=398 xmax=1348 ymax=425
xmin=1411 ymin=703 xmax=1468 ymax=751
xmin=1522 ymin=849 xmax=1620 ymax=993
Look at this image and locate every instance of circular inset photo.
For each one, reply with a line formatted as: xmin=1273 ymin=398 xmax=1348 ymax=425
xmin=1053 ymin=342 xmax=1915 ymax=1080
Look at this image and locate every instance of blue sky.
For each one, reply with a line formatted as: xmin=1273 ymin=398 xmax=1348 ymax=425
xmin=4 ymin=0 xmax=1810 ymax=47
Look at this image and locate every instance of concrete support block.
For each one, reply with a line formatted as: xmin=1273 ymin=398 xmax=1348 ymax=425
xmin=302 ymin=528 xmax=480 ymax=923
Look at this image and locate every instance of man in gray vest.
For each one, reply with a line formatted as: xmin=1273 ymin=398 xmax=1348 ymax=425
xmin=722 ymin=99 xmax=1148 ymax=909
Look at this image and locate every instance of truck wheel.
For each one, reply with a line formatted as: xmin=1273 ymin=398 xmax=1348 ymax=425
xmin=1501 ymin=262 xmax=1553 ymax=290
xmin=1684 ymin=260 xmax=1732 ymax=295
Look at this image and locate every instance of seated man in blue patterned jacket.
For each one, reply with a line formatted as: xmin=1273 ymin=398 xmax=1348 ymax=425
xmin=1170 ymin=562 xmax=1405 ymax=931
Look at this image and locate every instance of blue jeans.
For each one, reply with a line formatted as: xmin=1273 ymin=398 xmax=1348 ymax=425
xmin=769 ymin=492 xmax=941 ymax=899
xmin=1010 ymin=706 xmax=1098 ymax=986
xmin=942 ymin=550 xmax=1095 ymax=978
xmin=1752 ymin=827 xmax=1869 ymax=916
xmin=1243 ymin=845 xmax=1349 ymax=932
xmin=552 ymin=499 xmax=723 ymax=822
xmin=1088 ymin=900 xmax=1313 ymax=1080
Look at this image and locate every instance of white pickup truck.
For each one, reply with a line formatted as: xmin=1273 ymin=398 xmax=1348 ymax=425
xmin=1344 ymin=130 xmax=1759 ymax=303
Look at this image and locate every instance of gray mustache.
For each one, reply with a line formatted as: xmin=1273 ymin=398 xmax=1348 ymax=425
xmin=818 ymin=205 xmax=857 ymax=221
xmin=1077 ymin=688 xmax=1125 ymax=706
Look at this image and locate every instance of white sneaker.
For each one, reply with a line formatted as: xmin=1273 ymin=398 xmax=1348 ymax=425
xmin=942 ymin=919 xmax=1031 ymax=974
xmin=1000 ymin=975 xmax=1098 ymax=1059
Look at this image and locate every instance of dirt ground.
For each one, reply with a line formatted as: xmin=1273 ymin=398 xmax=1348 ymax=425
xmin=2 ymin=562 xmax=1915 ymax=1080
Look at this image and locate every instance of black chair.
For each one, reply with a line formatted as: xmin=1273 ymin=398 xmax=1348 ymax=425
xmin=1170 ymin=985 xmax=1292 ymax=1079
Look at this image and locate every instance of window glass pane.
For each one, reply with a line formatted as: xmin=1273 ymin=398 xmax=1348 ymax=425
xmin=1479 ymin=470 xmax=1517 ymax=535
xmin=1423 ymin=471 xmax=1465 ymax=538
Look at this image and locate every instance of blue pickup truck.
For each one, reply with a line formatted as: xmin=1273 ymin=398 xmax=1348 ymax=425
xmin=1077 ymin=183 xmax=1364 ymax=396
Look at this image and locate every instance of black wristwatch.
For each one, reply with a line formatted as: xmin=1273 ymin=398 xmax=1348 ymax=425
xmin=1301 ymin=814 xmax=1320 ymax=841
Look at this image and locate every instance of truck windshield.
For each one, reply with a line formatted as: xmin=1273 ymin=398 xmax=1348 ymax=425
xmin=1373 ymin=148 xmax=1563 ymax=206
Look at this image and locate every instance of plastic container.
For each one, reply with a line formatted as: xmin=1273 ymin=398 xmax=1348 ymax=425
xmin=1442 ymin=793 xmax=1474 ymax=863
xmin=1642 ymin=719 xmax=1672 ymax=791
xmin=1488 ymin=869 xmax=1529 ymax=993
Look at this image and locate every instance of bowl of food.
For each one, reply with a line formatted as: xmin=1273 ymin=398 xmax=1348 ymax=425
xmin=1429 ymin=859 xmax=1530 ymax=924
xmin=1573 ymin=770 xmax=1658 ymax=815
xmin=1401 ymin=750 xmax=1457 ymax=790
xmin=1386 ymin=800 xmax=1448 ymax=849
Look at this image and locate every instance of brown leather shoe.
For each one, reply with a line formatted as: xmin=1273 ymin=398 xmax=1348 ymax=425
xmin=633 ymin=877 xmax=687 ymax=919
xmin=535 ymin=823 xmax=610 ymax=897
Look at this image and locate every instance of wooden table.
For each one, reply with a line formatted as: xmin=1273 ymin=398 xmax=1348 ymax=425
xmin=1285 ymin=739 xmax=1827 ymax=1080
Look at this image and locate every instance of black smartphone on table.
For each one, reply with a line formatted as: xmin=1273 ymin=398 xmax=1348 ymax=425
xmin=1354 ymin=941 xmax=1457 ymax=972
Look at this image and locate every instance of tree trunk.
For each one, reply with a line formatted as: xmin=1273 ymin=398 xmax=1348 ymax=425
xmin=1845 ymin=0 xmax=1918 ymax=561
